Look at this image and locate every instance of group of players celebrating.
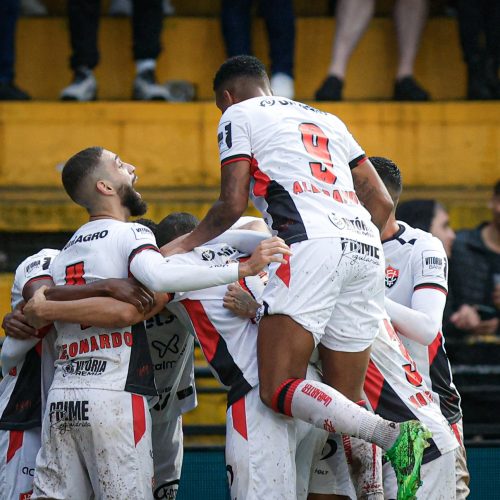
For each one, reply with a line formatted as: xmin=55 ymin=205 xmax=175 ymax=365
xmin=0 ymin=56 xmax=469 ymax=500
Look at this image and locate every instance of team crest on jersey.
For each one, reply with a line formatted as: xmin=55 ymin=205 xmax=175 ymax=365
xmin=385 ymin=266 xmax=399 ymax=288
xmin=201 ymin=249 xmax=216 ymax=261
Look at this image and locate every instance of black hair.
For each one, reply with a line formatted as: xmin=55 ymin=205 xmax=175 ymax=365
xmin=134 ymin=218 xmax=157 ymax=233
xmin=396 ymin=199 xmax=438 ymax=232
xmin=494 ymin=180 xmax=500 ymax=196
xmin=62 ymin=147 xmax=103 ymax=205
xmin=369 ymin=156 xmax=402 ymax=200
xmin=213 ymin=55 xmax=268 ymax=92
xmin=155 ymin=212 xmax=199 ymax=247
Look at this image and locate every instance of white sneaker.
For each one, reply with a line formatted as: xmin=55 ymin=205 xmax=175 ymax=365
xmin=108 ymin=0 xmax=132 ymax=16
xmin=60 ymin=69 xmax=97 ymax=101
xmin=133 ymin=70 xmax=170 ymax=100
xmin=271 ymin=72 xmax=295 ymax=99
xmin=164 ymin=80 xmax=195 ymax=101
xmin=21 ymin=0 xmax=47 ymax=16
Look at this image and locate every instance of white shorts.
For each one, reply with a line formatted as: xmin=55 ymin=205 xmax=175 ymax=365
xmin=383 ymin=450 xmax=456 ymax=500
xmin=225 ymin=385 xmax=327 ymax=500
xmin=32 ymin=388 xmax=153 ymax=500
xmin=152 ymin=415 xmax=183 ymax=499
xmin=451 ymin=420 xmax=470 ymax=500
xmin=0 ymin=427 xmax=40 ymax=500
xmin=262 ymin=237 xmax=385 ymax=352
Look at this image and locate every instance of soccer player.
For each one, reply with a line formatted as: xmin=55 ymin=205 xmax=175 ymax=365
xmin=30 ymin=146 xmax=288 ymax=499
xmin=162 ymin=55 xmax=431 ymax=496
xmin=371 ymin=156 xmax=469 ymax=499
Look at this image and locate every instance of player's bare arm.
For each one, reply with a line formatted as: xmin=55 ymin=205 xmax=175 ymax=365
xmin=1 ymin=307 xmax=37 ymax=340
xmin=351 ymin=159 xmax=394 ymax=231
xmin=161 ymin=161 xmax=251 ymax=256
xmin=24 ymin=285 xmax=169 ymax=330
xmin=223 ymin=282 xmax=261 ymax=318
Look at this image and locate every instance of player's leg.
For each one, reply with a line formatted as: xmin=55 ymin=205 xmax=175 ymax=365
xmin=32 ymin=388 xmax=92 ymax=500
xmin=81 ymin=389 xmax=154 ymax=499
xmin=225 ymin=386 xmax=299 ymax=500
xmin=451 ymin=420 xmax=470 ymax=499
xmin=151 ymin=416 xmax=183 ymax=499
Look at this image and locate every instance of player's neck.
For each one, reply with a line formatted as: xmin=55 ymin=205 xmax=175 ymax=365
xmin=88 ymin=206 xmax=129 ymax=223
xmin=381 ymin=216 xmax=399 ymax=242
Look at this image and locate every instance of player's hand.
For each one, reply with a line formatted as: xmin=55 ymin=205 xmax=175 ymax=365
xmin=223 ymin=282 xmax=261 ymax=319
xmin=22 ymin=287 xmax=52 ymax=330
xmin=1 ymin=308 xmax=38 ymax=339
xmin=238 ymin=237 xmax=291 ymax=278
xmin=104 ymin=278 xmax=155 ymax=314
xmin=160 ymin=234 xmax=191 ymax=257
xmin=450 ymin=304 xmax=481 ymax=331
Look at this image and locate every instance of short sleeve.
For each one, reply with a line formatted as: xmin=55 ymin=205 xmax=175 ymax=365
xmin=345 ymin=128 xmax=366 ymax=169
xmin=118 ymin=223 xmax=160 ymax=272
xmin=411 ymin=237 xmax=448 ymax=295
xmin=217 ymin=105 xmax=252 ymax=167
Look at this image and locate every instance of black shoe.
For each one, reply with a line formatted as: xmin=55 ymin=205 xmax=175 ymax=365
xmin=0 ymin=81 xmax=31 ymax=100
xmin=394 ymin=77 xmax=430 ymax=101
xmin=133 ymin=69 xmax=170 ymax=100
xmin=315 ymin=75 xmax=343 ymax=101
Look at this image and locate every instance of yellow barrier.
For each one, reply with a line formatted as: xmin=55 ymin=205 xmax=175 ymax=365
xmin=16 ymin=17 xmax=466 ymax=101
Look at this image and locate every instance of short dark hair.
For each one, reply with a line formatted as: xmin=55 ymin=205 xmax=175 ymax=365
xmin=494 ymin=180 xmax=500 ymax=197
xmin=369 ymin=157 xmax=402 ymax=199
xmin=134 ymin=218 xmax=157 ymax=233
xmin=213 ymin=55 xmax=268 ymax=92
xmin=156 ymin=212 xmax=199 ymax=247
xmin=396 ymin=199 xmax=438 ymax=232
xmin=62 ymin=147 xmax=103 ymax=205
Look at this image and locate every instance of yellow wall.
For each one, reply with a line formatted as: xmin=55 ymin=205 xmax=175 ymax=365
xmin=16 ymin=18 xmax=466 ymax=101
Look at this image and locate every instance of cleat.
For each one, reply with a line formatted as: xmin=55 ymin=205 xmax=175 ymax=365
xmin=384 ymin=421 xmax=432 ymax=500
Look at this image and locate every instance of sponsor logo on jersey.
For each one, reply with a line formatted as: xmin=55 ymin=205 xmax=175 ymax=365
xmin=62 ymin=358 xmax=107 ymax=377
xmin=132 ymin=225 xmax=154 ymax=240
xmin=153 ymin=480 xmax=179 ymax=499
xmin=63 ymin=230 xmax=109 ymax=250
xmin=329 ymin=215 xmax=375 ymax=238
xmin=201 ymin=249 xmax=216 ymax=261
xmin=21 ymin=467 xmax=34 ymax=476
xmin=49 ymin=400 xmax=90 ymax=426
xmin=19 ymin=491 xmax=32 ymax=500
xmin=152 ymin=336 xmax=180 ymax=358
xmin=341 ymin=238 xmax=380 ymax=260
xmin=421 ymin=250 xmax=446 ymax=276
xmin=59 ymin=331 xmax=132 ymax=360
xmin=259 ymin=98 xmax=327 ymax=115
xmin=385 ymin=266 xmax=399 ymax=288
xmin=145 ymin=313 xmax=176 ymax=329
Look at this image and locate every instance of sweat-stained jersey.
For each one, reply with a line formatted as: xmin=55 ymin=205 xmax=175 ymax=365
xmin=217 ymin=96 xmax=379 ymax=246
xmin=382 ymin=221 xmax=462 ymax=424
xmin=0 ymin=249 xmax=59 ymax=431
xmin=49 ymin=219 xmax=157 ymax=396
xmin=364 ymin=318 xmax=457 ymax=464
xmin=167 ymin=244 xmax=266 ymax=407
xmin=145 ymin=310 xmax=197 ymax=422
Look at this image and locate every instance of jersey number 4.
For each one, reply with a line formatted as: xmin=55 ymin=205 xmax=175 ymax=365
xmin=299 ymin=122 xmax=336 ymax=184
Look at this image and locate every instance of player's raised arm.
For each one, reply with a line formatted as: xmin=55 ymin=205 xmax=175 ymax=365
xmin=351 ymin=158 xmax=394 ymax=232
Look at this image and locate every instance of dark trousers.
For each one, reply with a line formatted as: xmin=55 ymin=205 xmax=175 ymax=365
xmin=68 ymin=0 xmax=163 ymax=71
xmin=221 ymin=0 xmax=295 ymax=77
xmin=0 ymin=0 xmax=20 ymax=82
xmin=457 ymin=0 xmax=500 ymax=69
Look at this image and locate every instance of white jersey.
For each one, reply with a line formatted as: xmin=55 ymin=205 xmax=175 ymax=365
xmin=167 ymin=243 xmax=265 ymax=407
xmin=0 ymin=249 xmax=59 ymax=431
xmin=49 ymin=219 xmax=158 ymax=395
xmin=382 ymin=221 xmax=462 ymax=424
xmin=145 ymin=310 xmax=196 ymax=422
xmin=218 ymin=96 xmax=379 ymax=245
xmin=365 ymin=318 xmax=457 ymax=462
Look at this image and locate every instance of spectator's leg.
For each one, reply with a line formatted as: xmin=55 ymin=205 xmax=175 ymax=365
xmin=393 ymin=0 xmax=430 ymax=100
xmin=131 ymin=0 xmax=169 ymax=100
xmin=315 ymin=0 xmax=375 ymax=101
xmin=68 ymin=0 xmax=100 ymax=71
xmin=221 ymin=0 xmax=253 ymax=57
xmin=0 ymin=0 xmax=31 ymax=99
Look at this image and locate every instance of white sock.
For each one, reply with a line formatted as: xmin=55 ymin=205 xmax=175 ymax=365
xmin=136 ymin=59 xmax=156 ymax=75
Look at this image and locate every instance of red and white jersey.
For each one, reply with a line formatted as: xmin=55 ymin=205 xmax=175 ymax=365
xmin=364 ymin=318 xmax=458 ymax=461
xmin=49 ymin=219 xmax=157 ymax=395
xmin=0 ymin=249 xmax=59 ymax=431
xmin=218 ymin=96 xmax=379 ymax=245
xmin=145 ymin=310 xmax=197 ymax=423
xmin=167 ymin=243 xmax=265 ymax=406
xmin=382 ymin=221 xmax=462 ymax=424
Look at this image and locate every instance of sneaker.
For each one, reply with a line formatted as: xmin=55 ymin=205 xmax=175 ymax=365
xmin=315 ymin=75 xmax=343 ymax=101
xmin=108 ymin=0 xmax=132 ymax=16
xmin=60 ymin=68 xmax=97 ymax=101
xmin=394 ymin=77 xmax=430 ymax=101
xmin=0 ymin=81 xmax=31 ymax=100
xmin=21 ymin=0 xmax=47 ymax=16
xmin=384 ymin=421 xmax=432 ymax=500
xmin=164 ymin=80 xmax=196 ymax=102
xmin=133 ymin=70 xmax=170 ymax=101
xmin=270 ymin=73 xmax=294 ymax=99
xmin=163 ymin=0 xmax=175 ymax=15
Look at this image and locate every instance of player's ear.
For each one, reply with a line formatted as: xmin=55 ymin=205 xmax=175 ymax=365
xmin=223 ymin=89 xmax=234 ymax=107
xmin=95 ymin=179 xmax=115 ymax=196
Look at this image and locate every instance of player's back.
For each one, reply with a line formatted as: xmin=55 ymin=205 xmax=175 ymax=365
xmin=218 ymin=97 xmax=377 ymax=244
xmin=50 ymin=219 xmax=156 ymax=395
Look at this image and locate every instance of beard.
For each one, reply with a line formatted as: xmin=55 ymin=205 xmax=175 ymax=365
xmin=118 ymin=183 xmax=148 ymax=217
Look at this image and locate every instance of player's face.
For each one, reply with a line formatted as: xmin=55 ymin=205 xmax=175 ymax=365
xmin=430 ymin=207 xmax=455 ymax=257
xmin=490 ymin=194 xmax=500 ymax=230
